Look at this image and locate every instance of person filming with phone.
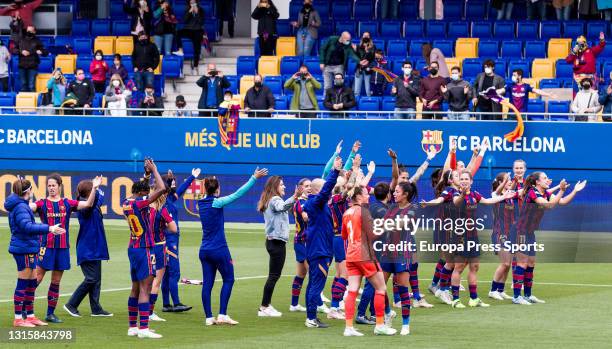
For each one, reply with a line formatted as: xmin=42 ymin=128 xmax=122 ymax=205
xmin=196 ymin=63 xmax=230 ymax=117
xmin=139 ymin=84 xmax=164 ymax=116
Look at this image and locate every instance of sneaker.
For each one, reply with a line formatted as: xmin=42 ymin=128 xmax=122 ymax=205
xmin=289 ymin=304 xmax=307 ymax=312
xmin=488 ymin=291 xmax=504 ymax=301
xmin=327 ymin=308 xmax=345 ymax=320
xmin=499 ymin=292 xmax=513 ymax=300
xmin=459 ymin=284 xmax=466 ymax=291
xmin=320 ymin=293 xmax=331 ymax=303
xmin=428 ymin=284 xmax=439 ymax=295
xmin=527 ymin=295 xmax=546 ymax=304
xmin=63 ymin=304 xmax=81 ymax=317
xmin=91 ymin=310 xmax=113 ymax=317
xmin=400 ymin=325 xmax=410 ymax=336
xmin=216 ymin=314 xmax=239 ymax=325
xmin=512 ymin=296 xmax=532 ymax=305
xmin=127 ymin=327 xmax=139 ymax=336
xmin=468 ymin=298 xmax=490 ymax=307
xmin=436 ymin=290 xmax=452 ymax=305
xmin=13 ymin=318 xmax=36 ymax=328
xmin=384 ymin=311 xmax=395 ymax=327
xmin=45 ymin=314 xmax=63 ymax=323
xmin=25 ymin=317 xmax=48 ymax=326
xmin=355 ymin=315 xmax=376 ymax=325
xmin=173 ymin=303 xmax=193 ymax=312
xmin=149 ymin=312 xmax=166 ymax=322
xmin=374 ymin=325 xmax=397 ymax=336
xmin=339 ymin=300 xmax=345 ymax=311
xmin=205 ymin=317 xmax=217 ymax=326
xmin=162 ymin=305 xmax=174 ymax=312
xmin=317 ymin=304 xmax=331 ymax=314
xmin=258 ymin=305 xmax=282 ymax=317
xmin=138 ymin=328 xmax=163 ymax=339
xmin=393 ymin=301 xmax=401 ymax=308
xmin=305 ymin=318 xmax=329 ymax=328
xmin=413 ymin=298 xmax=434 ymax=308
xmin=451 ymin=299 xmax=466 ymax=308
xmin=172 ymin=50 xmax=184 ymax=57
xmin=343 ymin=327 xmax=364 ymax=337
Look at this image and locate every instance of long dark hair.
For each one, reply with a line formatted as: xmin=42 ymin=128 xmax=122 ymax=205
xmin=204 ymin=176 xmax=219 ymax=196
xmin=521 ymin=172 xmax=543 ymax=200
xmin=435 ymin=169 xmax=453 ymax=197
xmin=257 ymin=176 xmax=283 ymax=213
xmin=492 ymin=172 xmax=507 ymax=192
xmin=397 ymin=181 xmax=418 ymax=203
xmin=422 ymin=43 xmax=433 ymax=65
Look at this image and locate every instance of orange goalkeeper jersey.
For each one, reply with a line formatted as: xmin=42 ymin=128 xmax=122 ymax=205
xmin=341 ymin=204 xmax=377 ymax=262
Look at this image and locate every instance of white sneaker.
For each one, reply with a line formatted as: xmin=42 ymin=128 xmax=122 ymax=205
xmin=317 ymin=304 xmax=331 ymax=314
xmin=258 ymin=305 xmax=282 ymax=317
xmin=172 ymin=50 xmax=184 ymax=56
xmin=393 ymin=301 xmax=401 ymax=308
xmin=149 ymin=312 xmax=166 ymax=322
xmin=320 ymin=293 xmax=331 ymax=303
xmin=468 ymin=298 xmax=490 ymax=307
xmin=413 ymin=298 xmax=434 ymax=308
xmin=451 ymin=299 xmax=466 ymax=308
xmin=127 ymin=327 xmax=139 ymax=336
xmin=384 ymin=311 xmax=395 ymax=327
xmin=428 ymin=284 xmax=439 ymax=295
xmin=339 ymin=300 xmax=345 ymax=311
xmin=138 ymin=328 xmax=162 ymax=339
xmin=527 ymin=295 xmax=546 ymax=304
xmin=499 ymin=292 xmax=513 ymax=300
xmin=216 ymin=314 xmax=239 ymax=325
xmin=289 ymin=304 xmax=307 ymax=312
xmin=512 ymin=296 xmax=532 ymax=305
xmin=327 ymin=308 xmax=345 ymax=320
xmin=374 ymin=325 xmax=397 ymax=336
xmin=436 ymin=290 xmax=452 ymax=305
xmin=343 ymin=327 xmax=364 ymax=336
xmin=488 ymin=291 xmax=504 ymax=301
xmin=205 ymin=317 xmax=217 ymax=326
xmin=400 ymin=325 xmax=410 ymax=335
xmin=459 ymin=284 xmax=466 ymax=291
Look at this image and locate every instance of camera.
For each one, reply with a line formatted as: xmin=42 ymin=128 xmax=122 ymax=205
xmin=209 ymin=70 xmax=218 ymax=76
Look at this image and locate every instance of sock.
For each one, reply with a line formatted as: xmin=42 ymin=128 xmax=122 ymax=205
xmin=47 ymin=282 xmax=60 ymax=316
xmin=397 ymin=285 xmax=410 ymax=326
xmin=511 ymin=259 xmax=517 ymax=272
xmin=138 ymin=302 xmax=149 ymax=330
xmin=513 ymin=266 xmax=525 ymax=298
xmin=331 ymin=277 xmax=347 ymax=309
xmin=24 ymin=279 xmax=36 ymax=317
xmin=498 ymin=281 xmax=505 ymax=293
xmin=357 ymin=281 xmax=374 ymax=317
xmin=469 ymin=284 xmax=478 ymax=299
xmin=149 ymin=293 xmax=158 ymax=313
xmin=373 ymin=290 xmax=385 ymax=326
xmin=291 ymin=276 xmax=304 ymax=306
xmin=431 ymin=259 xmax=445 ymax=286
xmin=451 ymin=285 xmax=460 ymax=301
xmin=392 ymin=275 xmax=400 ymax=304
xmin=524 ymin=266 xmax=534 ymax=297
xmin=128 ymin=297 xmax=138 ymax=328
xmin=440 ymin=266 xmax=453 ymax=290
xmin=490 ymin=281 xmax=500 ymax=292
xmin=14 ymin=278 xmax=27 ymax=319
xmin=409 ymin=262 xmax=421 ymax=301
xmin=384 ymin=292 xmax=390 ymax=314
xmin=344 ymin=290 xmax=358 ymax=328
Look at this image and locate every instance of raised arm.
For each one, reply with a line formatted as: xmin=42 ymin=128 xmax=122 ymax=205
xmin=559 ymin=180 xmax=586 ymax=206
xmin=344 ymin=140 xmax=360 ymax=171
xmin=480 ymin=191 xmax=514 ymax=205
xmin=213 ymin=168 xmax=268 ymax=208
xmin=145 ymin=159 xmax=167 ymax=204
xmin=443 ymin=139 xmax=457 ymax=174
xmin=313 ymin=158 xmax=341 ymax=207
xmin=77 ymin=176 xmax=102 ymax=210
xmin=467 ymin=139 xmax=487 ymax=177
xmin=360 ymin=161 xmax=376 ymax=187
xmin=270 ymin=195 xmax=297 ymax=213
xmin=176 ymin=168 xmax=200 ymax=197
xmin=409 ymin=146 xmax=437 ymax=184
xmin=388 ymin=148 xmax=399 ymax=191
xmin=322 ymin=140 xmax=343 ymax=178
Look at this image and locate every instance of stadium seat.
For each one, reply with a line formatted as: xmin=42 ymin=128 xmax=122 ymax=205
xmin=73 ymin=38 xmax=93 ymax=55
xmin=372 ymin=39 xmax=385 ymax=51
xmin=391 ymin=58 xmax=408 ymax=76
xmin=494 ymin=58 xmax=508 ymax=76
xmin=263 ymin=76 xmax=283 ymax=95
xmin=448 ymin=22 xmax=470 ymax=39
xmin=540 ymin=21 xmax=561 ymax=40
xmin=404 ymin=21 xmax=425 ymax=39
xmin=495 ymin=22 xmax=516 ymax=39
xmin=433 ymin=40 xmax=453 ymax=57
xmin=75 ymin=55 xmax=92 ymax=72
xmin=237 ymin=56 xmax=257 ymax=75
xmin=548 ymin=101 xmax=571 ymax=121
xmin=316 ymin=0 xmax=331 ymax=20
xmin=548 ymin=38 xmax=571 ymax=60
xmin=223 ymin=75 xmax=238 ymax=94
xmin=289 ymin=0 xmax=302 ymax=20
xmin=91 ymin=19 xmax=111 ymax=38
xmin=354 ymin=0 xmax=374 ymax=20
xmin=331 ymin=1 xmax=352 ymax=20
xmin=94 ymin=36 xmax=115 ymax=55
xmin=527 ymin=99 xmax=546 ymax=120
xmin=444 ymin=0 xmax=465 ymax=20
xmin=162 ymin=56 xmax=182 ymax=78
xmin=53 ymin=36 xmax=73 ymax=49
xmin=462 ymin=58 xmax=483 ymax=79
xmin=35 ymin=74 xmax=52 ymax=93
xmin=153 ymin=55 xmax=163 ymax=75
xmin=517 ymin=21 xmax=539 ymax=40
xmin=258 ymin=56 xmax=280 ymax=77
xmin=276 ymin=37 xmax=296 ymax=57
xmin=274 ymin=95 xmax=288 ymax=111
xmin=465 ymin=0 xmax=487 ymax=20
xmin=586 ymin=21 xmax=608 ymax=41
xmin=204 ymin=19 xmax=218 ymax=42
xmin=276 ymin=19 xmax=293 ymax=37
xmin=109 ymin=0 xmax=126 ymax=18
xmin=15 ymin=92 xmax=38 ymax=113
xmin=409 ymin=40 xmax=428 ymax=57
xmin=455 ymin=38 xmax=478 ymax=59
xmin=115 ymin=37 xmax=133 ymax=55
xmin=335 ymin=21 xmax=357 ymax=35
xmin=72 ymin=20 xmax=90 ymax=36
xmin=303 ymin=56 xmax=322 ymax=75
xmin=240 ymin=75 xmax=255 ymax=96
xmin=445 ymin=57 xmax=462 ymax=70
xmin=55 ymin=54 xmax=76 ymax=74
xmin=388 ymin=40 xmax=409 ymax=58
xmin=501 ymin=40 xmax=523 ymax=58
xmin=509 ymin=59 xmax=531 ymax=78
xmin=563 ymin=22 xmax=585 ymax=39
xmin=112 ymin=20 xmax=131 ymax=36
xmin=472 ymin=21 xmax=492 ymax=39
xmin=426 ymin=21 xmax=446 ymax=39
xmin=0 ymin=92 xmax=16 ymax=112
xmin=601 ymin=61 xmax=612 ymax=81
xmin=539 ymin=79 xmax=561 ymax=89
xmin=37 ymin=36 xmax=53 ymax=48
xmin=479 ymin=40 xmax=499 ymax=58
xmin=359 ymin=21 xmax=379 ymax=37
xmin=525 ymin=40 xmax=546 ymax=59
xmin=381 ymin=21 xmax=403 ymax=38
xmin=280 ymin=56 xmax=301 ymax=76
xmin=398 ymin=0 xmax=418 ymax=20
xmin=38 ymin=55 xmax=54 ymax=73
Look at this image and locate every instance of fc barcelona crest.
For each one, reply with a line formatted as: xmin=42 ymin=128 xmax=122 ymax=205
xmin=421 ymin=130 xmax=443 ymax=154
xmin=183 ymin=179 xmax=205 ymax=217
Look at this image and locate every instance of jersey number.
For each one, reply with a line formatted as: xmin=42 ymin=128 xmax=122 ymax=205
xmin=347 ymin=220 xmax=355 ymax=244
xmin=127 ymin=214 xmax=144 ymax=237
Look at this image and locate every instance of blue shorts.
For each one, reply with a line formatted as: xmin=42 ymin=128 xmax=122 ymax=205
xmin=509 ymin=227 xmax=538 ymax=257
xmin=333 ymin=235 xmax=346 ymax=263
xmin=491 ymin=231 xmax=508 ymax=256
xmin=128 ymin=247 xmax=156 ymax=282
xmin=13 ymin=253 xmax=38 ymax=271
xmin=380 ymin=262 xmax=410 ymax=274
xmin=294 ymin=241 xmax=307 ymax=263
xmin=154 ymin=243 xmax=167 ymax=270
xmin=38 ymin=247 xmax=70 ymax=271
xmin=453 ymin=234 xmax=481 ymax=258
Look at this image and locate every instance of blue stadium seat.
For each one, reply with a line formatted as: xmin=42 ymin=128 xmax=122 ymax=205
xmin=121 ymin=56 xmax=133 ymax=72
xmin=91 ymin=19 xmax=110 ymax=38
xmin=472 ymin=21 xmax=492 ymax=38
xmin=478 ymin=40 xmax=499 ymax=58
xmin=586 ymin=21 xmax=608 ymax=41
xmin=225 ymin=75 xmax=238 ymax=94
xmin=508 ymin=59 xmax=531 ymax=78
xmin=448 ymin=21 xmax=469 ymax=39
xmin=263 ymin=76 xmax=283 ymax=95
xmin=237 ymin=56 xmax=257 ymax=75
xmin=201 ymin=0 xmax=215 ymax=18
xmin=555 ymin=59 xmax=573 ymax=78
xmin=527 ymin=99 xmax=546 ymax=120
xmin=354 ymin=0 xmax=374 ymax=20
xmin=280 ymin=56 xmax=301 ymax=76
xmin=110 ymin=0 xmax=127 ymax=19
xmin=540 ymin=21 xmax=561 ymax=40
xmin=388 ymin=40 xmax=409 ymax=58
xmin=501 ymin=40 xmax=523 ymax=58
xmin=381 ymin=21 xmax=403 ymax=38
xmin=92 ymin=93 xmax=104 ymax=115
xmin=382 ymin=96 xmax=395 ymax=113
xmin=548 ymin=101 xmax=571 ymax=121
xmin=72 ymin=20 xmax=90 ymax=36
xmin=358 ymin=96 xmax=381 ymax=112
xmin=204 ymin=19 xmax=218 ymax=42
xmin=563 ymin=21 xmax=584 ymax=39
xmin=276 ymin=19 xmax=293 ymax=37
xmin=409 ymin=40 xmax=428 ymax=57
xmin=398 ymin=0 xmax=419 ymax=20
xmin=359 ymin=21 xmax=379 ymax=36
xmin=316 ymin=1 xmax=331 ymax=20
xmin=335 ymin=21 xmax=356 ymax=35
xmin=318 ymin=22 xmax=333 ymax=38
xmin=495 ymin=21 xmax=516 ymax=39
xmin=426 ymin=21 xmax=446 ymax=39
xmin=539 ymin=79 xmax=561 ymax=89
xmin=559 ymin=78 xmax=574 ymax=88
xmin=76 ymin=55 xmax=92 ymax=73
xmin=0 ymin=92 xmax=16 ymax=113
xmin=415 ymin=58 xmax=428 ymax=76
xmin=303 ymin=56 xmax=322 ymax=75
xmin=162 ymin=56 xmax=183 ymax=78
xmin=465 ymin=0 xmax=487 ymax=20
xmin=274 ymin=95 xmax=288 ymax=112
xmin=372 ymin=39 xmax=385 ymax=51
xmin=433 ymin=40 xmax=453 ymax=57
xmin=38 ymin=55 xmax=54 ymax=73
xmin=462 ymin=58 xmax=483 ymax=79
xmin=391 ymin=58 xmax=410 ymax=76
xmin=494 ymin=58 xmax=508 ymax=76
xmin=112 ymin=20 xmax=131 ymax=36
xmin=174 ymin=2 xmax=187 ymax=22
xmin=443 ymin=0 xmax=465 ymax=20
xmin=289 ymin=0 xmax=302 ymax=20
xmin=331 ymin=1 xmax=352 ymax=20
xmin=525 ymin=40 xmax=546 ymax=59
xmin=404 ymin=21 xmax=425 ymax=39
xmin=180 ymin=38 xmax=194 ymax=59
xmin=37 ymin=36 xmax=53 ymax=48
xmin=73 ymin=38 xmax=93 ymax=55
xmin=601 ymin=61 xmax=612 ymax=81
xmin=517 ymin=21 xmax=539 ymax=40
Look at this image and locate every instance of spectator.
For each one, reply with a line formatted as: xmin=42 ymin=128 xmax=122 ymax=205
xmin=391 ymin=61 xmax=420 ymax=119
xmin=354 ymin=32 xmax=376 ymax=97
xmin=90 ymin=50 xmax=109 ymax=93
xmin=472 ymin=59 xmax=506 ymax=120
xmin=46 ymin=68 xmax=67 ymax=110
xmin=196 ymin=63 xmax=230 ymax=117
xmin=319 ymin=32 xmax=364 ymax=91
xmin=571 ymin=78 xmax=601 ymax=121
xmin=0 ymin=0 xmax=44 ymax=28
xmin=370 ymin=49 xmax=388 ymax=97
xmin=152 ymin=0 xmax=178 ymax=56
xmin=251 ymin=0 xmax=279 ymax=56
xmin=109 ymin=54 xmax=128 ymax=82
xmin=284 ymin=65 xmax=321 ymax=118
xmin=507 ymin=69 xmax=556 ymax=117
xmin=324 ymin=73 xmax=356 ymax=117
xmin=566 ymin=33 xmax=605 ymax=91
xmin=419 ymin=61 xmax=446 ymax=120
xmin=139 ymin=84 xmax=164 ymax=116
xmin=173 ymin=0 xmax=205 ymax=74
xmin=105 ymin=74 xmax=132 ymax=117
xmin=579 ymin=0 xmax=600 ymax=19
xmin=553 ymin=0 xmax=573 ymax=20
xmin=9 ymin=12 xmax=24 ymax=51
xmin=527 ymin=0 xmax=547 ymax=20
xmin=292 ymin=0 xmax=320 ymax=57
xmin=598 ymin=72 xmax=612 ymax=122
xmin=442 ymin=66 xmax=472 ymax=120
xmin=244 ymin=74 xmax=275 ymax=117
xmin=13 ymin=26 xmax=47 ymax=92
xmin=422 ymin=43 xmax=449 ymax=78
xmin=216 ymin=0 xmax=236 ymax=38
xmin=493 ymin=0 xmax=514 ymax=20
xmin=132 ymin=31 xmax=160 ymax=91
xmin=125 ymin=79 xmax=142 ymax=115
xmin=66 ymin=68 xmax=95 ymax=115
xmin=380 ymin=0 xmax=399 ymax=19
xmin=420 ymin=0 xmax=443 ymax=19
xmin=172 ymin=95 xmax=195 ymax=117
xmin=124 ymin=0 xmax=152 ymax=45
xmin=0 ymin=39 xmax=10 ymax=92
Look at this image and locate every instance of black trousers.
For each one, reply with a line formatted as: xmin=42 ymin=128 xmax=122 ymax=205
xmin=261 ymin=239 xmax=286 ymax=307
xmin=67 ymin=260 xmax=103 ymax=312
xmin=176 ymin=29 xmax=204 ymax=67
xmin=259 ymin=35 xmax=277 ymax=56
xmin=219 ymin=18 xmax=235 ymax=38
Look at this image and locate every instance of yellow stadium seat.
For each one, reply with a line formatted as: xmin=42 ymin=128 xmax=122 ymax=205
xmin=154 ymin=55 xmax=163 ymax=75
xmin=532 ymin=59 xmax=555 ymax=79
xmin=240 ymin=75 xmax=254 ymax=96
xmin=35 ymin=74 xmax=52 ymax=93
xmin=94 ymin=36 xmax=116 ymax=55
xmin=445 ymin=57 xmax=463 ymax=70
xmin=548 ymin=38 xmax=571 ymax=60
xmin=16 ymin=92 xmax=39 ymax=113
xmin=276 ymin=37 xmax=296 ymax=57
xmin=55 ymin=55 xmax=76 ymax=74
xmin=115 ymin=36 xmax=134 ymax=55
xmin=258 ymin=56 xmax=280 ymax=77
xmin=455 ymin=38 xmax=479 ymax=59
xmin=522 ymin=78 xmax=540 ymax=98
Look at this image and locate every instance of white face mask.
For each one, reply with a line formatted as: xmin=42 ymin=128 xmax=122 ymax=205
xmin=511 ymin=76 xmax=518 ymax=83
xmin=112 ymin=80 xmax=120 ymax=87
xmin=403 ymin=68 xmax=412 ymax=76
xmin=451 ymin=73 xmax=460 ymax=81
xmin=484 ymin=67 xmax=493 ymax=75
xmin=224 ymin=96 xmax=231 ymax=102
xmin=95 ymin=55 xmax=102 ymax=60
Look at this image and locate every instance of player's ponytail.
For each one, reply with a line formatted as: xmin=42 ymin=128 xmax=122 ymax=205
xmin=435 ymin=169 xmax=453 ymax=197
xmin=521 ymin=172 xmax=541 ymax=200
xmin=12 ymin=177 xmax=32 ymax=197
xmin=398 ymin=181 xmax=418 ymax=203
xmin=204 ymin=176 xmax=219 ymax=197
xmin=77 ymin=180 xmax=93 ymax=200
xmin=492 ymin=172 xmax=507 ymax=192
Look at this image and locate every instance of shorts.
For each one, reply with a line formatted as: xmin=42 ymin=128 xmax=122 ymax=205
xmin=333 ymin=235 xmax=346 ymax=263
xmin=128 ymin=247 xmax=156 ymax=282
xmin=509 ymin=227 xmax=538 ymax=257
xmin=491 ymin=231 xmax=508 ymax=256
xmin=380 ymin=261 xmax=410 ymax=274
xmin=13 ymin=253 xmax=38 ymax=271
xmin=294 ymin=241 xmax=307 ymax=263
xmin=38 ymin=247 xmax=71 ymax=271
xmin=453 ymin=234 xmax=481 ymax=258
xmin=154 ymin=243 xmax=167 ymax=270
xmin=347 ymin=261 xmax=381 ymax=278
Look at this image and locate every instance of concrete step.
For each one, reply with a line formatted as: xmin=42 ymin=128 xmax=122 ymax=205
xmin=213 ymin=45 xmax=254 ymax=57
xmin=215 ymin=37 xmax=255 ymax=46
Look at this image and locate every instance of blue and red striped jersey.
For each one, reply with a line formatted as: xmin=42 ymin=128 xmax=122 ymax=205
xmin=36 ymin=198 xmax=79 ymax=249
xmin=437 ymin=186 xmax=458 ymax=220
xmin=329 ymin=194 xmax=348 ymax=236
xmin=151 ymin=206 xmax=174 ymax=243
xmin=122 ymin=198 xmax=154 ymax=248
xmin=454 ymin=190 xmax=483 ymax=238
xmin=516 ymin=188 xmax=551 ymax=234
xmin=492 ymin=191 xmax=519 ymax=237
xmin=293 ymin=198 xmax=307 ymax=244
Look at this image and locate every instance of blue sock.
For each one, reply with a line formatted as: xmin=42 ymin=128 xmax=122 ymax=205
xmin=357 ymin=281 xmax=374 ymax=317
xmin=397 ymin=285 xmax=410 ymax=326
xmin=451 ymin=285 xmax=460 ymax=301
xmin=291 ymin=276 xmax=304 ymax=306
xmin=513 ymin=266 xmax=525 ymax=298
xmin=490 ymin=281 xmax=500 ymax=292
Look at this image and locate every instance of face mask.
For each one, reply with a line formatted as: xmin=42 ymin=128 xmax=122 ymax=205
xmin=254 ymin=81 xmax=262 ymax=88
xmin=76 ymin=74 xmax=84 ymax=81
xmin=343 ymin=41 xmax=351 ymax=46
xmin=140 ymin=38 xmax=148 ymax=44
xmin=511 ymin=76 xmax=518 ymax=83
xmin=451 ymin=73 xmax=460 ymax=81
xmin=582 ymin=84 xmax=591 ymax=90
xmin=26 ymin=32 xmax=35 ymax=38
xmin=224 ymin=96 xmax=232 ymax=102
xmin=334 ymin=79 xmax=344 ymax=86
xmin=96 ymin=55 xmax=102 ymax=60
xmin=429 ymin=68 xmax=438 ymax=76
xmin=304 ymin=4 xmax=311 ymax=9
xmin=362 ymin=37 xmax=370 ymax=42
xmin=484 ymin=67 xmax=493 ymax=75
xmin=177 ymin=103 xmax=185 ymax=108
xmin=112 ymin=80 xmax=120 ymax=87
xmin=403 ymin=68 xmax=412 ymax=75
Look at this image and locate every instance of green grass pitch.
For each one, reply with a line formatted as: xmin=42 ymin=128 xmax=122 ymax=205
xmin=0 ymin=220 xmax=610 ymax=348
